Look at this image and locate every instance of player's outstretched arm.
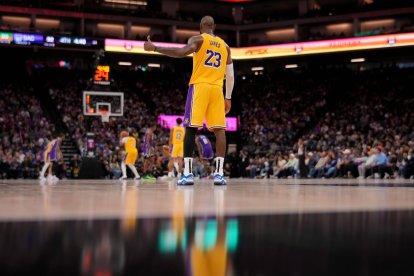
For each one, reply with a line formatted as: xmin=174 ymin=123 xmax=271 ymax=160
xmin=144 ymin=35 xmax=203 ymax=58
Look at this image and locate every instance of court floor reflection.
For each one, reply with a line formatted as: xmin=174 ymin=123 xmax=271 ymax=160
xmin=1 ymin=182 xmax=414 ymax=275
xmin=1 ymin=211 xmax=414 ymax=275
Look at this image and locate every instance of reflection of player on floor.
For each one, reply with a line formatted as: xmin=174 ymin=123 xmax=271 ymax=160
xmin=195 ymin=135 xmax=214 ymax=177
xmin=168 ymin=118 xmax=185 ymax=178
xmin=119 ymin=131 xmax=140 ymax=180
xmin=142 ymin=124 xmax=157 ymax=180
xmin=39 ymin=133 xmax=65 ymax=181
xmin=144 ymin=16 xmax=234 ymax=186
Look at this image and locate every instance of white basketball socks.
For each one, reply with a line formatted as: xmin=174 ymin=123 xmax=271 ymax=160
xmin=40 ymin=162 xmax=50 ymax=177
xmin=215 ymin=157 xmax=224 ymax=175
xmin=127 ymin=164 xmax=140 ymax=178
xmin=121 ymin=162 xmax=127 ymax=178
xmin=184 ymin=158 xmax=193 ymax=175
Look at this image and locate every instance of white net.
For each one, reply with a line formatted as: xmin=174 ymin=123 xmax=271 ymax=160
xmin=99 ymin=111 xmax=111 ymax=123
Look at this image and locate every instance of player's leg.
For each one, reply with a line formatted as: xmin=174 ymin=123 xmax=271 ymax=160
xmin=47 ymin=161 xmax=55 ymax=181
xmin=168 ymin=146 xmax=175 ymax=177
xmin=213 ymin=128 xmax=226 ymax=174
xmin=179 ymin=84 xmax=208 ymax=185
xmin=126 ymin=151 xmax=140 ymax=179
xmin=39 ymin=150 xmax=49 ymax=180
xmin=143 ymin=153 xmax=156 ymax=180
xmin=121 ymin=162 xmax=127 ymax=179
xmin=177 ymin=144 xmax=183 ymax=174
xmin=127 ymin=164 xmax=140 ymax=179
xmin=39 ymin=162 xmax=50 ymax=180
xmin=143 ymin=157 xmax=148 ymax=176
xmin=183 ymin=127 xmax=197 ymax=175
xmin=168 ymin=158 xmax=174 ymax=177
xmin=149 ymin=155 xmax=156 ymax=178
xmin=120 ymin=153 xmax=128 ymax=180
xmin=48 ymin=149 xmax=60 ymax=181
xmin=177 ymin=158 xmax=183 ymax=175
xmin=206 ymin=84 xmax=227 ymax=185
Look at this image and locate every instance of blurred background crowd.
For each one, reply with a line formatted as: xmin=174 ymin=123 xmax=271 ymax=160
xmin=1 ymin=66 xmax=414 ymax=180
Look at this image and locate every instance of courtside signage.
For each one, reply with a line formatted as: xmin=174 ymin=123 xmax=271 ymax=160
xmin=158 ymin=115 xmax=238 ymax=131
xmin=105 ymin=32 xmax=414 ymax=60
xmin=105 ymin=38 xmax=185 ymax=56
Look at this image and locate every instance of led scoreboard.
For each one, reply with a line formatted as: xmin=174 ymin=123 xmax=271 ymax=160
xmin=94 ymin=65 xmax=111 ymax=85
xmin=0 ymin=31 xmax=100 ymax=49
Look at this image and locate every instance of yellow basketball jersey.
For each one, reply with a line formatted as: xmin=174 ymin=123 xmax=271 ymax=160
xmin=189 ymin=33 xmax=228 ymax=87
xmin=172 ymin=126 xmax=185 ymax=145
xmin=124 ymin=136 xmax=137 ymax=152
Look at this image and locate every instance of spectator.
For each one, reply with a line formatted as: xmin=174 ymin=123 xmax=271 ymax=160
xmin=310 ymin=151 xmax=329 ymax=178
xmin=357 ymin=150 xmax=376 ymax=179
xmin=109 ymin=155 xmax=122 ymax=179
xmin=368 ymin=147 xmax=390 ymax=179
xmin=277 ymin=154 xmax=298 ymax=178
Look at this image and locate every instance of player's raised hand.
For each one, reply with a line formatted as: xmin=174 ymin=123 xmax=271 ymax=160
xmin=144 ymin=35 xmax=156 ymax=52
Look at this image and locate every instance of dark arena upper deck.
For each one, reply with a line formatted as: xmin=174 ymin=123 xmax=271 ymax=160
xmin=1 ymin=0 xmax=414 ymax=275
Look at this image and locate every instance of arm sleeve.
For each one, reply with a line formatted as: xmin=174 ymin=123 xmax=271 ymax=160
xmin=225 ymin=63 xmax=234 ymax=100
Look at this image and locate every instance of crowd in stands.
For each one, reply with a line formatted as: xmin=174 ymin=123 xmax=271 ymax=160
xmin=0 ymin=84 xmax=56 ymax=179
xmin=239 ymin=75 xmax=328 ymax=154
xmin=231 ymin=68 xmax=414 ymax=179
xmin=1 ymin=66 xmax=414 ymax=180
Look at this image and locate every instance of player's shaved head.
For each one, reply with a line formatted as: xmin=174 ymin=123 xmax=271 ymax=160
xmin=201 ymin=16 xmax=215 ymax=26
xmin=200 ymin=15 xmax=216 ymax=34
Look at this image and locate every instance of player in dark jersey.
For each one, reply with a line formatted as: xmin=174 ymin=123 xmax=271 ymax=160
xmin=195 ymin=134 xmax=214 ymax=177
xmin=39 ymin=133 xmax=65 ymax=182
xmin=141 ymin=124 xmax=157 ymax=181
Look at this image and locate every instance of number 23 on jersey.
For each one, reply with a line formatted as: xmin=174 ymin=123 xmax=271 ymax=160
xmin=204 ymin=50 xmax=222 ymax=68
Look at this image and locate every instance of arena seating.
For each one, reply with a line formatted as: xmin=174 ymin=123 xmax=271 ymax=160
xmin=1 ymin=67 xmax=414 ymax=179
xmin=0 ymin=83 xmax=56 ymax=179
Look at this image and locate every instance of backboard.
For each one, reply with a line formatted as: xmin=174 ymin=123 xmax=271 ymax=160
xmin=83 ymin=91 xmax=124 ymax=117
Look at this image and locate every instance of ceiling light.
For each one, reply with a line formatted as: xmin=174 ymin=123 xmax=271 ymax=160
xmin=285 ymin=64 xmax=298 ymax=69
xmin=251 ymin=67 xmax=264 ymax=71
xmin=351 ymin=58 xmax=365 ymax=63
xmin=148 ymin=63 xmax=161 ymax=68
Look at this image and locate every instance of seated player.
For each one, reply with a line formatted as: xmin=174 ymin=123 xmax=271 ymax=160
xmin=39 ymin=133 xmax=65 ymax=181
xmin=141 ymin=124 xmax=157 ymax=181
xmin=119 ymin=131 xmax=140 ymax=180
xmin=168 ymin=118 xmax=185 ymax=178
xmin=195 ymin=134 xmax=214 ymax=177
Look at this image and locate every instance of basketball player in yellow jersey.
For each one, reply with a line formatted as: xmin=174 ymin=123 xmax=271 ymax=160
xmin=119 ymin=131 xmax=140 ymax=180
xmin=168 ymin=118 xmax=185 ymax=178
xmin=144 ymin=16 xmax=234 ymax=186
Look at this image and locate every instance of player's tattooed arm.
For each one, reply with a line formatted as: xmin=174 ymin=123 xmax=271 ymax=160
xmin=144 ymin=35 xmax=203 ymax=58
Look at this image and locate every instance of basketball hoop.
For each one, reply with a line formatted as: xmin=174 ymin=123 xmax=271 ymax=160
xmin=99 ymin=110 xmax=111 ymax=123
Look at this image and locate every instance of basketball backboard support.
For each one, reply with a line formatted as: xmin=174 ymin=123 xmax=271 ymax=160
xmin=83 ymin=91 xmax=124 ymax=119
